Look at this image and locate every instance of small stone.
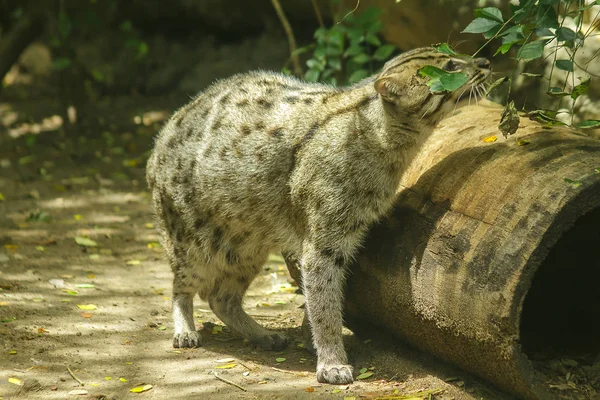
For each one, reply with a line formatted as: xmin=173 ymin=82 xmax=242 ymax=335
xmin=150 ymin=309 xmax=159 ymax=316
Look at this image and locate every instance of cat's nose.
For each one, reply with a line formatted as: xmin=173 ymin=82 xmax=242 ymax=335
xmin=474 ymin=57 xmax=491 ymax=69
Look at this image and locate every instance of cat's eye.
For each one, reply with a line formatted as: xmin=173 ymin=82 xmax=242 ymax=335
xmin=442 ymin=60 xmax=461 ymax=72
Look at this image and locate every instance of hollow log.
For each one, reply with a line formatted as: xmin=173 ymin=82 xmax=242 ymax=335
xmin=344 ymin=102 xmax=600 ymax=400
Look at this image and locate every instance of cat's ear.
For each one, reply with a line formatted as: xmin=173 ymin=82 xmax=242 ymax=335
xmin=375 ymin=76 xmax=401 ymax=102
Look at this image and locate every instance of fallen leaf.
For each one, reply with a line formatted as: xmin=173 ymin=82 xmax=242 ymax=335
xmin=77 ymin=304 xmax=97 ymax=310
xmin=332 ymin=389 xmax=342 ymax=393
xmin=126 ymin=260 xmax=141 ymax=266
xmin=215 ymin=363 xmax=237 ymax=369
xmin=0 ymin=193 xmax=4 ymax=201
xmin=359 ymin=368 xmax=368 ymax=374
xmin=216 ymin=358 xmax=235 ymax=363
xmin=9 ymin=350 xmax=17 ymax=355
xmin=75 ymin=237 xmax=97 ymax=247
xmin=120 ymin=377 xmax=128 ymax=382
xmin=130 ymin=384 xmax=153 ymax=393
xmin=105 ymin=376 xmax=112 ymax=380
xmin=145 ymin=223 xmax=155 ymax=229
xmin=517 ymin=139 xmax=530 ymax=146
xmin=8 ymin=377 xmax=22 ymax=385
xmin=73 ymin=214 xmax=84 ymax=221
xmin=35 ymin=246 xmax=45 ymax=252
xmin=276 ymin=357 xmax=286 ymax=363
xmin=67 ymin=389 xmax=88 ymax=395
xmin=37 ymin=327 xmax=49 ymax=334
xmin=482 ymin=135 xmax=497 ymax=143
xmin=305 ymin=387 xmax=315 ymax=392
xmin=4 ymin=244 xmax=18 ymax=251
xmin=76 ymin=284 xmax=95 ymax=288
xmin=89 ymin=254 xmax=100 ymax=260
xmin=356 ymin=371 xmax=374 ymax=380
xmin=81 ymin=312 xmax=93 ymax=318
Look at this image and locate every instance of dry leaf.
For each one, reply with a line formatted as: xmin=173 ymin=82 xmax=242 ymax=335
xmin=482 ymin=135 xmax=497 ymax=143
xmin=77 ymin=304 xmax=97 ymax=310
xmin=67 ymin=389 xmax=88 ymax=395
xmin=8 ymin=377 xmax=22 ymax=385
xmin=130 ymin=384 xmax=153 ymax=393
xmin=215 ymin=363 xmax=237 ymax=369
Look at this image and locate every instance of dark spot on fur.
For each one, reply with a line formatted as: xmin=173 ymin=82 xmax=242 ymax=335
xmin=267 ymin=127 xmax=283 ymax=138
xmin=186 ymin=127 xmax=194 ymax=138
xmin=257 ymin=98 xmax=273 ymax=109
xmin=236 ymin=99 xmax=249 ymax=107
xmin=201 ymin=108 xmax=210 ymax=119
xmin=212 ymin=227 xmax=224 ymax=252
xmin=203 ymin=143 xmax=214 ymax=156
xmin=284 ymin=96 xmax=299 ymax=104
xmin=237 ymin=275 xmax=248 ymax=284
xmin=266 ymin=88 xmax=274 ymax=94
xmin=175 ymin=113 xmax=185 ymax=127
xmin=194 ymin=217 xmax=205 ymax=230
xmin=219 ymin=146 xmax=228 ymax=159
xmin=226 ymin=249 xmax=239 ymax=265
xmin=303 ymin=98 xmax=313 ymax=105
xmin=255 ymin=121 xmax=266 ymax=130
xmin=240 ymin=125 xmax=251 ymax=136
xmin=220 ymin=93 xmax=231 ymax=104
xmin=212 ymin=115 xmax=224 ymax=131
xmin=167 ymin=135 xmax=178 ymax=149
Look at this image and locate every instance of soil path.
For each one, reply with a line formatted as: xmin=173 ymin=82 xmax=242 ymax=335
xmin=0 ymin=97 xmax=511 ymax=400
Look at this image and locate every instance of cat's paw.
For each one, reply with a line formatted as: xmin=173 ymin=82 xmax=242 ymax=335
xmin=173 ymin=331 xmax=202 ymax=348
xmin=316 ymin=364 xmax=354 ymax=384
xmin=252 ymin=333 xmax=288 ymax=351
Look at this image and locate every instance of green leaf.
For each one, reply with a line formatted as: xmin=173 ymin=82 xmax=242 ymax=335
xmin=365 ymin=33 xmax=381 ymax=47
xmin=418 ymin=65 xmax=446 ymax=80
xmin=485 ymin=76 xmax=509 ymax=95
xmin=474 ymin=7 xmax=504 ymax=23
xmin=546 ymin=87 xmax=570 ymax=97
xmin=495 ymin=41 xmax=517 ymax=55
xmin=356 ymin=371 xmax=374 ymax=380
xmin=275 ymin=357 xmax=286 ymax=362
xmin=564 ymin=178 xmax=582 ymax=188
xmin=536 ymin=5 xmax=559 ymax=29
xmin=520 ymin=72 xmax=543 ymax=77
xmin=556 ymin=27 xmax=576 ymax=42
xmin=52 ymin=57 xmax=72 ymax=71
xmin=58 ymin=12 xmax=72 ymax=39
xmin=353 ymin=53 xmax=370 ymax=64
xmin=348 ymin=69 xmax=370 ymax=83
xmin=517 ymin=40 xmax=546 ymax=61
xmin=306 ymin=59 xmax=326 ymax=71
xmin=575 ymin=120 xmax=600 ymax=129
xmin=555 ymin=59 xmax=573 ymax=72
xmin=328 ymin=57 xmax=342 ymax=71
xmin=372 ymin=44 xmax=395 ymax=61
xmin=439 ymin=72 xmax=469 ymax=91
xmin=462 ymin=18 xmax=501 ymax=34
xmin=433 ymin=43 xmax=457 ymax=55
xmin=571 ymin=78 xmax=590 ymax=100
xmin=344 ymin=45 xmax=363 ymax=57
xmin=75 ymin=237 xmax=98 ymax=247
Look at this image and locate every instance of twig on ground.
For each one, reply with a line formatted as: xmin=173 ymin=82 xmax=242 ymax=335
xmin=214 ymin=372 xmax=247 ymax=392
xmin=272 ymin=366 xmax=295 ymax=374
xmin=270 ymin=0 xmax=303 ymax=77
xmin=67 ymin=367 xmax=84 ymax=386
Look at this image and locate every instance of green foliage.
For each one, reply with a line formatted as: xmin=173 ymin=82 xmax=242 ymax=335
xmin=462 ymin=0 xmax=600 ymax=128
xmin=418 ymin=64 xmax=468 ymax=93
xmin=298 ymin=7 xmax=395 ymax=85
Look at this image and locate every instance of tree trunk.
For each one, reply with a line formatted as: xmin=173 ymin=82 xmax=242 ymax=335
xmin=0 ymin=10 xmax=46 ymax=96
xmin=344 ymin=102 xmax=600 ymax=400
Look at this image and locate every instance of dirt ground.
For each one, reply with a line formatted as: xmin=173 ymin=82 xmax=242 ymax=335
xmin=0 ymin=91 xmax=526 ymax=400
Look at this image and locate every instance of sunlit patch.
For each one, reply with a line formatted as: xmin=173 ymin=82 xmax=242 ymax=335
xmin=133 ymin=110 xmax=169 ymax=126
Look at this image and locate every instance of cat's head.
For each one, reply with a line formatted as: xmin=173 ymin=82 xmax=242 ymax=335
xmin=374 ymin=47 xmax=491 ymax=123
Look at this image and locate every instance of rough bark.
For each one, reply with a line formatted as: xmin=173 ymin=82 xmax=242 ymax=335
xmin=343 ymin=102 xmax=600 ymax=400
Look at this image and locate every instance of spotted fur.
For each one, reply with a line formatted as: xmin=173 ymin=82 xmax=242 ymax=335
xmin=146 ymin=47 xmax=490 ymax=384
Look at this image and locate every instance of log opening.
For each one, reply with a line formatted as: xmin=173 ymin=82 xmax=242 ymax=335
xmin=520 ymin=206 xmax=600 ymax=360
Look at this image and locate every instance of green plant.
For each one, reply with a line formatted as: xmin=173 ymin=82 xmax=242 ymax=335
xmin=295 ymin=7 xmax=395 ymax=85
xmin=461 ymin=0 xmax=600 ymax=129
